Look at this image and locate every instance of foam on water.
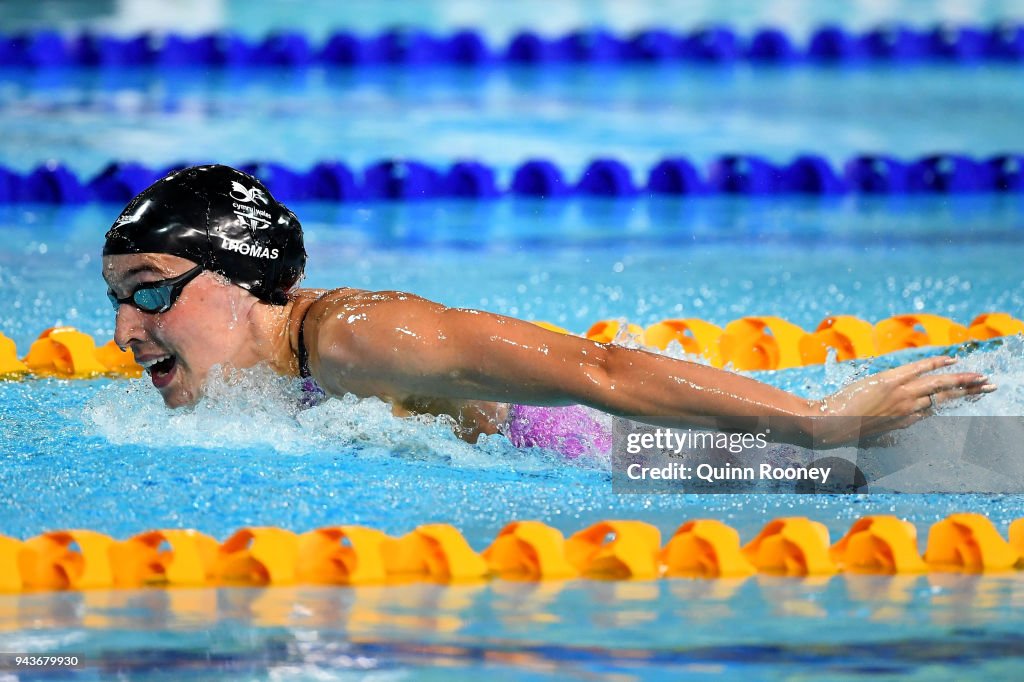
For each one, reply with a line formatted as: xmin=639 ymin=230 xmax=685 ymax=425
xmin=82 ymin=363 xmax=608 ymax=472
xmin=949 ymin=335 xmax=1024 ymax=416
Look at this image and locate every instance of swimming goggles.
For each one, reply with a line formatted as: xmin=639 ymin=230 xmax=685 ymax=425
xmin=107 ymin=264 xmax=204 ymax=314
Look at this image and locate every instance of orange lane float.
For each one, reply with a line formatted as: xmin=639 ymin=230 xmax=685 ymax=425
xmin=564 ymin=520 xmax=661 ymax=580
xmin=0 ymin=535 xmax=28 ymax=591
xmin=3 ymin=327 xmax=142 ymax=378
xmin=642 ymin=318 xmax=724 ymax=366
xmin=0 ymin=333 xmax=28 ymax=376
xmin=924 ymin=513 xmax=1020 ymax=572
xmin=297 ymin=525 xmax=392 ymax=585
xmin=718 ymin=316 xmax=808 ymax=370
xmin=874 ymin=314 xmax=969 ymax=355
xmin=799 ymin=315 xmax=876 ymax=365
xmin=660 ymin=519 xmax=755 ymax=578
xmin=1010 ymin=518 xmax=1024 ymax=560
xmin=483 ymin=521 xmax=577 ymax=580
xmin=110 ymin=529 xmax=219 ymax=587
xmin=23 ymin=327 xmax=109 ymax=378
xmin=830 ymin=515 xmax=926 ymax=574
xmin=20 ymin=530 xmax=117 ymax=590
xmin=585 ymin=319 xmax=644 ymax=344
xmin=216 ymin=527 xmax=300 ymax=585
xmin=968 ymin=312 xmax=1024 ymax=340
xmin=742 ymin=517 xmax=836 ymax=576
xmin=1 ymin=514 xmax=1023 ymax=592
xmin=93 ymin=339 xmax=144 ymax=378
xmin=381 ymin=524 xmax=489 ymax=582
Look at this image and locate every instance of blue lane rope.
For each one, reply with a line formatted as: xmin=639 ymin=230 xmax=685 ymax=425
xmin=1 ymin=23 xmax=1023 ymax=68
xmin=1 ymin=154 xmax=1022 ymax=203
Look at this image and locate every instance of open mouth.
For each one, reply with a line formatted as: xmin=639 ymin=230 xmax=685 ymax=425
xmin=142 ymin=355 xmax=178 ymax=388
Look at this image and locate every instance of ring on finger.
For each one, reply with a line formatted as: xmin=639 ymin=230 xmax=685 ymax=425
xmin=928 ymin=393 xmax=938 ymax=411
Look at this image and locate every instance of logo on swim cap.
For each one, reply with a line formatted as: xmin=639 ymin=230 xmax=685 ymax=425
xmin=113 ymin=199 xmax=152 ymax=226
xmin=229 ymin=181 xmax=269 ymax=205
xmin=228 ymin=180 xmax=273 ymax=230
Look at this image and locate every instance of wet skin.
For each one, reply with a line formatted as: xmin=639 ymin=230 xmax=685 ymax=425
xmin=103 ymin=253 xmax=997 ymax=446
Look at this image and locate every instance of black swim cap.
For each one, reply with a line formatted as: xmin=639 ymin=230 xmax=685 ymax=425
xmin=103 ymin=164 xmax=306 ymax=304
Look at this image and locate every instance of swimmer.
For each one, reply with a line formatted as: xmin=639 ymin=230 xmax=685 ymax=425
xmin=102 ymin=165 xmax=996 ymax=452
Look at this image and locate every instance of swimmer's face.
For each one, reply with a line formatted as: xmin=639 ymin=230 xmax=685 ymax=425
xmin=102 ymin=253 xmax=258 ymax=408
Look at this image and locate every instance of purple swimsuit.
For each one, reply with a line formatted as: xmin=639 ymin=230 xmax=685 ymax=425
xmin=301 ymin=380 xmax=610 ymax=459
xmin=502 ymin=404 xmax=612 ymax=459
xmin=299 ymin=377 xmax=327 ymax=409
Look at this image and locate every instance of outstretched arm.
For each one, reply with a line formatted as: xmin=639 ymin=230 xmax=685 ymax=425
xmin=306 ymin=290 xmax=993 ymax=447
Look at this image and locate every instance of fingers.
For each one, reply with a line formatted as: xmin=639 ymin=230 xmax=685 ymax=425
xmin=912 ymin=379 xmax=997 ymax=413
xmin=887 ymin=355 xmax=958 ymax=381
xmin=899 ymin=364 xmax=998 ymax=414
xmin=918 ymin=372 xmax=989 ymax=396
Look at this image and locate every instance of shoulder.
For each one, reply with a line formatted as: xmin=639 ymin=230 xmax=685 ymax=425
xmin=310 ymin=289 xmax=450 ymax=353
xmin=300 ymin=288 xmax=443 ymax=392
xmin=305 ymin=288 xmax=440 ymax=332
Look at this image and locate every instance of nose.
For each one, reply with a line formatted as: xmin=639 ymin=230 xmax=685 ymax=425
xmin=113 ymin=303 xmax=147 ymax=350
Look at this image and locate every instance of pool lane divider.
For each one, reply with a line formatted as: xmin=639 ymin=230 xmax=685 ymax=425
xmin=2 ymin=23 xmax=1023 ymax=68
xmin=2 ymin=313 xmax=1019 ymax=380
xmin=3 ymin=154 xmax=1024 ymax=204
xmin=2 ymin=514 xmax=1024 ymax=591
xmin=0 ymin=327 xmax=140 ymax=379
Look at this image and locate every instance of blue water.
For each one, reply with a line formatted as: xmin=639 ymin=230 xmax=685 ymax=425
xmin=1 ymin=65 xmax=1022 ymax=178
xmin=2 ymin=196 xmax=1024 ymax=350
xmin=2 ymin=196 xmax=1024 ymax=680
xmin=2 ymin=577 xmax=1024 ymax=680
xmin=2 ymin=2 xmax=1024 ymax=680
xmin=2 ymin=191 xmax=1024 ymax=536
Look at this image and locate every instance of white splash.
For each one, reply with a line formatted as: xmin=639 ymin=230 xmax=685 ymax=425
xmin=82 ymin=364 xmax=599 ymax=471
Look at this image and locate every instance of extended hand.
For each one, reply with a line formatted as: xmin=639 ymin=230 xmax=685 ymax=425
xmin=809 ymin=356 xmax=994 ymax=447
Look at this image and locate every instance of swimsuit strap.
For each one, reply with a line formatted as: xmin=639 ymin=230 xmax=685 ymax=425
xmin=296 ymin=296 xmax=323 ymax=379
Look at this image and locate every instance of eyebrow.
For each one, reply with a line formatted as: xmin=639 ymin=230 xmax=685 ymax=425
xmin=104 ymin=264 xmax=164 ymax=291
xmin=122 ymin=265 xmax=164 ymax=279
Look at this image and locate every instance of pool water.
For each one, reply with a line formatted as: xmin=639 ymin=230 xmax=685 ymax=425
xmin=5 ymin=576 xmax=1024 ymax=680
xmin=2 ymin=1 xmax=1024 ymax=680
xmin=2 ymin=194 xmax=1023 ymax=679
xmin=2 ymin=195 xmax=1024 ymax=348
xmin=2 ymin=65 xmax=1023 ymax=178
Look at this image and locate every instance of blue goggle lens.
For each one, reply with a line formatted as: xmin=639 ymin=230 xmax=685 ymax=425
xmin=133 ymin=287 xmax=172 ymax=312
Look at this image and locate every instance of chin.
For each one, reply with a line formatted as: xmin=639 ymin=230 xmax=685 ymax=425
xmin=160 ymin=385 xmax=199 ymax=409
